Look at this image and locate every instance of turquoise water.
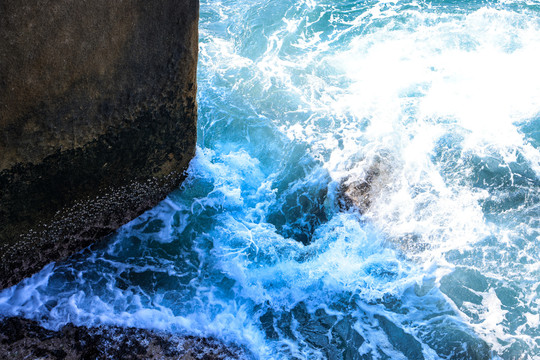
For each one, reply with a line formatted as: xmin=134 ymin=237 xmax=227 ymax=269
xmin=2 ymin=0 xmax=540 ymax=358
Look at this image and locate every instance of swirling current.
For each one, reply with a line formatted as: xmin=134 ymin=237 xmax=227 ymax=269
xmin=1 ymin=0 xmax=540 ymax=359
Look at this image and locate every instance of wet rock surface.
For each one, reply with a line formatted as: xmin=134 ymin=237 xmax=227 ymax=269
xmin=0 ymin=0 xmax=199 ymax=289
xmin=337 ymin=156 xmax=394 ymax=215
xmin=0 ymin=317 xmax=248 ymax=360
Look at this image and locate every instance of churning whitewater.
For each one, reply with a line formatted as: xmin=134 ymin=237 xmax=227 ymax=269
xmin=1 ymin=0 xmax=540 ymax=358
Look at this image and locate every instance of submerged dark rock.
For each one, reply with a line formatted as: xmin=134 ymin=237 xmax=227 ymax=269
xmin=0 ymin=317 xmax=249 ymax=360
xmin=0 ymin=0 xmax=199 ymax=289
xmin=257 ymin=303 xmax=367 ymax=360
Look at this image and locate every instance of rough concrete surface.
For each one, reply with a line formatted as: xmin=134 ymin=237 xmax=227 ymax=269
xmin=0 ymin=0 xmax=199 ymax=289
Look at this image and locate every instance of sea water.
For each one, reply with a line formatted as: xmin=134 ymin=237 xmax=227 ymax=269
xmin=1 ymin=0 xmax=539 ymax=359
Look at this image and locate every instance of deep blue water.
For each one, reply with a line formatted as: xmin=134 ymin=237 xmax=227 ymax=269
xmin=2 ymin=0 xmax=540 ymax=359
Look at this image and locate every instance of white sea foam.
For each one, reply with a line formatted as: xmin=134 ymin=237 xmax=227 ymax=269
xmin=198 ymin=1 xmax=540 ymax=356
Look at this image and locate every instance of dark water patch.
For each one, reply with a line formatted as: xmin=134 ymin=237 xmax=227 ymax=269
xmin=375 ymin=314 xmax=424 ymax=360
xmin=518 ymin=116 xmax=540 ymax=149
xmin=266 ymin=144 xmax=330 ymax=245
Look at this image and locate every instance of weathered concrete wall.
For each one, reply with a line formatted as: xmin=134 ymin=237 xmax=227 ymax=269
xmin=0 ymin=0 xmax=199 ymax=289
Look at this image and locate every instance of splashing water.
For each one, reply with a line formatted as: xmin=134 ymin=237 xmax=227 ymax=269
xmin=1 ymin=0 xmax=540 ymax=358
